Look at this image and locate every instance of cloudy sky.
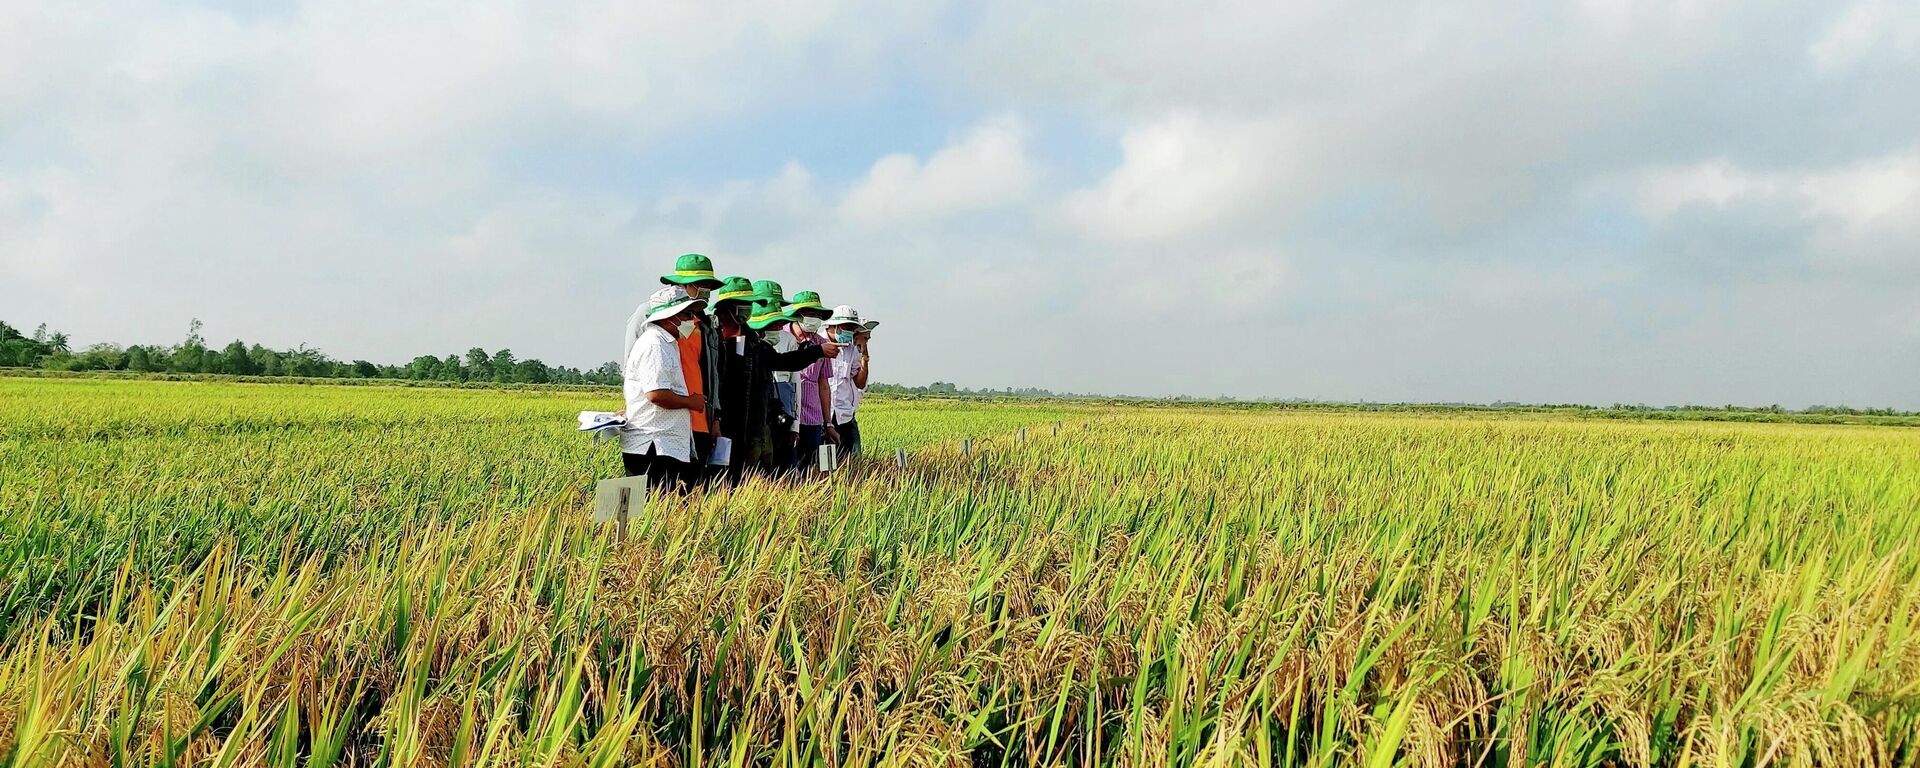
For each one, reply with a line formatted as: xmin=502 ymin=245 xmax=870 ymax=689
xmin=4 ymin=1 xmax=1918 ymax=407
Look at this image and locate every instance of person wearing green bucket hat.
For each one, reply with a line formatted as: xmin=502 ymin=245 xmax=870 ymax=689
xmin=784 ymin=290 xmax=838 ymax=471
xmin=714 ymin=298 xmax=842 ymax=477
xmin=709 ymin=276 xmax=757 ymax=314
xmin=704 ymin=276 xmax=757 ymax=478
xmin=659 ymin=253 xmax=725 ymax=294
xmin=753 ymin=280 xmax=802 ymax=425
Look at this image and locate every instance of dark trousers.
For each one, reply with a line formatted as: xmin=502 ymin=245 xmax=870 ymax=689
xmin=689 ymin=431 xmax=714 ymax=483
xmin=766 ymin=412 xmax=795 ymax=473
xmin=834 ymin=418 xmax=861 ymax=458
xmin=622 ymin=445 xmax=687 ymax=492
xmin=795 ymin=424 xmax=826 ymax=471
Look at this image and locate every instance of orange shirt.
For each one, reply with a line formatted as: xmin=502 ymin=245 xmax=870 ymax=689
xmin=676 ymin=329 xmax=708 ymax=433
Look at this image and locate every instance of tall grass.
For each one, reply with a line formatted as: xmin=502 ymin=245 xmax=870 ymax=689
xmin=2 ymin=380 xmax=1917 ymax=766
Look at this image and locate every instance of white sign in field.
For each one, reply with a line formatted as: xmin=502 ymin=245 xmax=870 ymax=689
xmin=593 ymin=475 xmax=648 ymax=526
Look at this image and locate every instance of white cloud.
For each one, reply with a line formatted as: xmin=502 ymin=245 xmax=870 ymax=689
xmin=5 ymin=0 xmax=1918 ymax=408
xmin=839 ymin=115 xmax=1035 ymax=225
xmin=1809 ymin=0 xmax=1920 ymax=74
xmin=1635 ymin=150 xmax=1920 ymax=273
xmin=1062 ymin=112 xmax=1294 ymax=242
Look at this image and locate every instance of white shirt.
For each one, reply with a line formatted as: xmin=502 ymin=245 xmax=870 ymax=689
xmin=828 ymin=344 xmax=863 ymax=424
xmin=620 ymin=323 xmax=692 ymax=460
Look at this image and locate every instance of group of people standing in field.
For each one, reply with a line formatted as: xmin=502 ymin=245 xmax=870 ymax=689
xmin=618 ymin=254 xmax=875 ymax=489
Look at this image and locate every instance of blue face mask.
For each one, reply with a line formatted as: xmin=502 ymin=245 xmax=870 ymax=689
xmin=833 ymin=330 xmax=855 ymax=344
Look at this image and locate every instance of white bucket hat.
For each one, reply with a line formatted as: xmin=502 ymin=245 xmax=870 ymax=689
xmin=827 ymin=304 xmax=863 ymax=327
xmin=645 ymin=285 xmax=705 ymax=323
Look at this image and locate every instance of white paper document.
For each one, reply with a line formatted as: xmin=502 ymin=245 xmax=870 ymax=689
xmin=707 ymin=437 xmax=733 ymax=466
xmin=578 ymin=411 xmax=626 ymax=431
xmin=578 ymin=411 xmax=626 ymax=442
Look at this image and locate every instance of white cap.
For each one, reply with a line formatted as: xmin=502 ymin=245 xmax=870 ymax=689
xmin=827 ymin=304 xmax=863 ymax=326
xmin=645 ymin=285 xmax=705 ymax=323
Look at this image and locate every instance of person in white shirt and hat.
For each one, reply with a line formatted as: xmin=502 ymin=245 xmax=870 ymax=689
xmin=620 ymin=285 xmax=708 ymax=490
xmin=824 ymin=305 xmax=872 ymax=458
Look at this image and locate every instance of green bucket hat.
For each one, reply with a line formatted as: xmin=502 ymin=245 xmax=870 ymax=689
xmin=751 ymin=279 xmax=786 ymax=304
xmin=710 ymin=276 xmax=756 ymax=307
xmin=746 ymin=300 xmax=792 ymax=330
xmin=660 ymin=253 xmax=724 ymax=288
xmin=785 ymin=289 xmax=830 ymax=317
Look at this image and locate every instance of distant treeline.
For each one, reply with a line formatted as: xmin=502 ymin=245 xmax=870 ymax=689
xmin=1 ymin=319 xmax=620 ymax=386
xmin=8 ymin=318 xmax=1915 ymax=424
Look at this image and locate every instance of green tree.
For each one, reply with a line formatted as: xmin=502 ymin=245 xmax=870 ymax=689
xmin=173 ymin=319 xmax=207 ymax=373
xmin=127 ymin=346 xmax=156 ymax=372
xmin=248 ymin=344 xmax=282 ymax=377
xmin=404 ymin=355 xmax=442 ymax=380
xmin=513 ymin=358 xmax=550 ymax=384
xmin=222 ymin=340 xmax=258 ymax=375
xmin=464 ymin=348 xmax=491 ymax=381
xmin=491 ymin=349 xmax=516 ymax=382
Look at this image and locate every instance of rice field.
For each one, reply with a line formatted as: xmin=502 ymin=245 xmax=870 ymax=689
xmin=2 ymin=377 xmax=1918 ymax=767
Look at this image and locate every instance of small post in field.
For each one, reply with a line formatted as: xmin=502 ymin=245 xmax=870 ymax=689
xmin=1053 ymin=421 xmax=1060 ymax=436
xmin=962 ymin=438 xmax=972 ymax=456
xmin=894 ymin=448 xmax=907 ymax=468
xmin=1020 ymin=428 xmax=1027 ymax=443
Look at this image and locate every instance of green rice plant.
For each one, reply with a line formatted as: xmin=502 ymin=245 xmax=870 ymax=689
xmin=1 ymin=379 xmax=1917 ymax=766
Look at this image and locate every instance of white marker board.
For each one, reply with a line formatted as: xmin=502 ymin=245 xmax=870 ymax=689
xmin=593 ymin=475 xmax=649 ymax=523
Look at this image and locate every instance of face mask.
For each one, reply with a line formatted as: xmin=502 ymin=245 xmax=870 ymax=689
xmin=833 ymin=330 xmax=855 ymax=344
xmin=800 ymin=317 xmax=823 ymax=333
xmin=762 ymin=329 xmax=784 ymax=343
xmin=676 ymin=320 xmax=695 ymax=337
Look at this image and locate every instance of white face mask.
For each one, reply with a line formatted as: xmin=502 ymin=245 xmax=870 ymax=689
xmin=762 ymin=329 xmax=784 ymax=343
xmin=799 ymin=317 xmax=823 ymax=333
xmin=675 ymin=320 xmax=695 ymax=337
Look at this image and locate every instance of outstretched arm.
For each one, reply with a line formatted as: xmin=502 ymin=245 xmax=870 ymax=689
xmin=768 ymin=342 xmax=836 ymax=371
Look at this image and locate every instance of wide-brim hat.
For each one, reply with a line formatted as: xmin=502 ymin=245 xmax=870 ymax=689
xmin=859 ymin=320 xmax=879 ymax=333
xmin=661 ymin=253 xmax=724 ymax=288
xmin=827 ymin=304 xmax=862 ymax=327
xmin=646 ymin=285 xmax=706 ymax=323
xmin=785 ymin=290 xmax=830 ymax=317
xmin=747 ymin=301 xmax=792 ymax=330
xmin=711 ymin=276 xmax=756 ymax=306
xmin=752 ymin=279 xmax=786 ymax=305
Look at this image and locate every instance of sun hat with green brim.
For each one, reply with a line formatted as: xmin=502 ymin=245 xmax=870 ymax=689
xmin=746 ymin=301 xmax=793 ymax=330
xmin=859 ymin=320 xmax=879 ymax=332
xmin=710 ymin=276 xmax=757 ymax=307
xmin=826 ymin=304 xmax=863 ymax=327
xmin=660 ymin=254 xmax=724 ymax=288
xmin=644 ymin=285 xmax=707 ymax=323
xmin=751 ymin=279 xmax=786 ymax=305
xmin=785 ymin=290 xmax=831 ymax=318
